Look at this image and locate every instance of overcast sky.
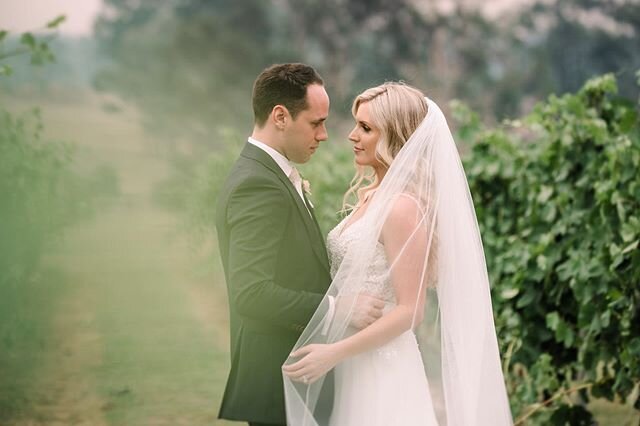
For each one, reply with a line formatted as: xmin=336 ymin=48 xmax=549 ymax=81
xmin=0 ymin=0 xmax=103 ymax=36
xmin=0 ymin=0 xmax=564 ymax=38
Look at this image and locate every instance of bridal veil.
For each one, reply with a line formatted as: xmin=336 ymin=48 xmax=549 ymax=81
xmin=283 ymin=97 xmax=513 ymax=426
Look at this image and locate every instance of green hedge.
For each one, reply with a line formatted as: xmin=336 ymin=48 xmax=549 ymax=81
xmin=459 ymin=73 xmax=639 ymax=424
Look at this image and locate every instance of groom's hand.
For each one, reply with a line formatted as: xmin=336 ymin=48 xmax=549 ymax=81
xmin=349 ymin=294 xmax=385 ymax=329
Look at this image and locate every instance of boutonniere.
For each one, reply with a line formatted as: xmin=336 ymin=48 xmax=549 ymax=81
xmin=302 ymin=179 xmax=312 ymax=196
xmin=302 ymin=179 xmax=314 ymax=208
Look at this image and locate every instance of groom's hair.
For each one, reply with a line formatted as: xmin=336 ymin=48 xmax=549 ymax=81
xmin=252 ymin=63 xmax=324 ymax=127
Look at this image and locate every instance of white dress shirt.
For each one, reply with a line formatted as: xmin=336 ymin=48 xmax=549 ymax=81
xmin=248 ymin=137 xmax=310 ymax=213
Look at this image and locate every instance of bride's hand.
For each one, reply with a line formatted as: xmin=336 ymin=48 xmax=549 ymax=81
xmin=282 ymin=343 xmax=342 ymax=384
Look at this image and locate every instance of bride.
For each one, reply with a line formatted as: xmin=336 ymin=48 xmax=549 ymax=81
xmin=282 ymin=82 xmax=513 ymax=426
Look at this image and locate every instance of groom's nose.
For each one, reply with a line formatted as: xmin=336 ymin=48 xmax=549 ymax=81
xmin=316 ymin=124 xmax=328 ymax=141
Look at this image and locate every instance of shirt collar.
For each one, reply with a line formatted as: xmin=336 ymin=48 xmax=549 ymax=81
xmin=248 ymin=137 xmax=294 ymax=178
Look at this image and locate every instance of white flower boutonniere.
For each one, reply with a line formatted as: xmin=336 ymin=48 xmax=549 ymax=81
xmin=302 ymin=179 xmax=314 ymax=208
xmin=302 ymin=179 xmax=312 ymax=196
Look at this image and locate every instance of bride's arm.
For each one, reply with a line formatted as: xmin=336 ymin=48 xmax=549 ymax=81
xmin=283 ymin=195 xmax=429 ymax=382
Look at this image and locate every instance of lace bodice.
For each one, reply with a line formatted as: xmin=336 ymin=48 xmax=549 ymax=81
xmin=326 ymin=215 xmax=397 ymax=303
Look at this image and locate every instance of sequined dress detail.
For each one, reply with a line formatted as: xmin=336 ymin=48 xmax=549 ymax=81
xmin=324 ymin=214 xmax=439 ymax=426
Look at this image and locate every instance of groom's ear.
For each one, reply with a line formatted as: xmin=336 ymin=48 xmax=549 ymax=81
xmin=272 ymin=105 xmax=289 ymax=130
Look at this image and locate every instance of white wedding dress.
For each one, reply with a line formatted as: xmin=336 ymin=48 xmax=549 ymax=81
xmin=284 ymin=98 xmax=512 ymax=426
xmin=325 ymin=213 xmax=440 ymax=426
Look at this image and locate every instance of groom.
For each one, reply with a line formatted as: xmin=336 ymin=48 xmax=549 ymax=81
xmin=215 ymin=63 xmax=383 ymax=426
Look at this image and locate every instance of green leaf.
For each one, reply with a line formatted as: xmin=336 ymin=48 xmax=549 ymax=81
xmin=581 ymin=73 xmax=618 ymax=97
xmin=0 ymin=30 xmax=7 ymax=42
xmin=590 ymin=314 xmax=602 ymax=333
xmin=0 ymin=64 xmax=12 ymax=76
xmin=600 ymin=310 xmax=611 ymax=328
xmin=609 ymin=243 xmax=621 ymax=257
xmin=546 ymin=312 xmax=560 ymax=331
xmin=618 ymin=105 xmax=637 ymax=133
xmin=536 ymin=254 xmax=549 ymax=271
xmin=542 ymin=203 xmax=557 ymax=222
xmin=537 ymin=185 xmax=553 ymax=203
xmin=46 ymin=15 xmax=66 ymax=29
xmin=620 ymin=222 xmax=637 ymax=243
xmin=516 ymin=287 xmax=538 ymax=307
xmin=621 ymin=240 xmax=638 ymax=255
xmin=501 ymin=288 xmax=519 ymax=299
xmin=556 ymin=321 xmax=575 ymax=347
xmin=20 ymin=32 xmax=36 ymax=48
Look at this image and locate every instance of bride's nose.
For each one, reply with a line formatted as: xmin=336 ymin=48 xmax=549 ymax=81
xmin=348 ymin=127 xmax=358 ymax=143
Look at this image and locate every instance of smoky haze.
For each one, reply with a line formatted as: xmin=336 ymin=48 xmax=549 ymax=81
xmin=1 ymin=1 xmax=639 ymax=424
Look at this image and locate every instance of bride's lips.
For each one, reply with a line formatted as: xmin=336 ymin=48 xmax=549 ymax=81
xmin=353 ymin=147 xmax=364 ymax=153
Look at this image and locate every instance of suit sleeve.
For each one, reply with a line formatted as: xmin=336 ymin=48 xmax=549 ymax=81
xmin=226 ymin=177 xmax=323 ymax=331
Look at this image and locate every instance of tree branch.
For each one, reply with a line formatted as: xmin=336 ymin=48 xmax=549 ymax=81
xmin=514 ymin=383 xmax=593 ymax=425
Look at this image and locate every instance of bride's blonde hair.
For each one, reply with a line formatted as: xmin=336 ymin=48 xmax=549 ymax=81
xmin=342 ymin=82 xmax=428 ymax=212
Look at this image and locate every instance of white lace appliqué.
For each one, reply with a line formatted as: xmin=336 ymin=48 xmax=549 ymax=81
xmin=326 ymin=216 xmax=397 ymax=304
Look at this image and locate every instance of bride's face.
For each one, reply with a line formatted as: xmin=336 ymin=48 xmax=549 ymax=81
xmin=348 ymin=102 xmax=382 ymax=168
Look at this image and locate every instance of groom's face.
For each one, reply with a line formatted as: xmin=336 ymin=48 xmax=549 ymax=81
xmin=282 ymin=84 xmax=330 ymax=164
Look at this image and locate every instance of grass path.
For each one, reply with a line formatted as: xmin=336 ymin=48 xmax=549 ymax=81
xmin=41 ymin=201 xmax=229 ymax=425
xmin=7 ymin=92 xmax=237 ymax=425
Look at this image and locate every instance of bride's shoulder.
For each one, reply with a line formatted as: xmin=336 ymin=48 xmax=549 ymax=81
xmin=384 ymin=193 xmax=423 ymax=231
xmin=392 ymin=193 xmax=423 ymax=215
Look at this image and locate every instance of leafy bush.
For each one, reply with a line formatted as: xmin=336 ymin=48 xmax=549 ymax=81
xmin=0 ymin=109 xmax=76 ymax=285
xmin=0 ymin=21 xmax=121 ymax=422
xmin=458 ymin=73 xmax=639 ymax=424
xmin=0 ymin=107 xmax=70 ymax=421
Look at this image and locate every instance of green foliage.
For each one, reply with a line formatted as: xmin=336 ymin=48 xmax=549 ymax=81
xmin=0 ymin=20 xmax=119 ymax=285
xmin=0 ymin=109 xmax=75 ymax=284
xmin=19 ymin=32 xmax=55 ymax=66
xmin=0 ymin=108 xmax=76 ymax=422
xmin=458 ymin=72 xmax=640 ymax=423
xmin=0 ymin=16 xmax=64 ymax=75
xmin=0 ymin=104 xmax=118 ymax=290
xmin=151 ymin=127 xmax=245 ymax=247
xmin=0 ymin=21 xmax=120 ymax=423
xmin=46 ymin=15 xmax=66 ymax=29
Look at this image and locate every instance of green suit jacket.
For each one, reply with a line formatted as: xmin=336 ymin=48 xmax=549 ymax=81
xmin=216 ymin=142 xmax=331 ymax=424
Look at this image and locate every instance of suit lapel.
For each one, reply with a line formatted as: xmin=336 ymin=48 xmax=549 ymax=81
xmin=303 ymin=192 xmax=330 ymax=265
xmin=241 ymin=143 xmax=330 ymax=274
